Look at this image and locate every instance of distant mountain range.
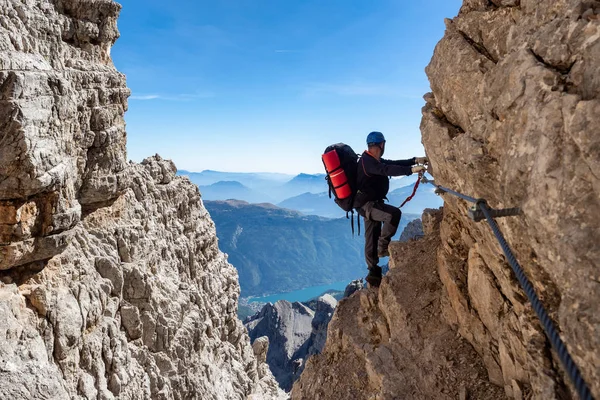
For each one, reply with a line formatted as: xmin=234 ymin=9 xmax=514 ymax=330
xmin=199 ymin=181 xmax=276 ymax=204
xmin=281 ymin=173 xmax=328 ymax=198
xmin=179 ymin=169 xmax=442 ymax=218
xmin=277 ymin=192 xmax=340 ymax=219
xmin=178 ymin=170 xmax=292 ymax=189
xmin=386 ymin=183 xmax=442 ymax=215
xmin=204 ymin=200 xmax=420 ymax=297
xmin=185 ymin=169 xmax=438 ymax=298
xmin=179 ymin=170 xmax=326 ymax=203
xmin=277 ymin=184 xmax=441 ymax=219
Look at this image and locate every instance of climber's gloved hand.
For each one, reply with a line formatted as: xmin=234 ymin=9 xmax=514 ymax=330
xmin=411 ymin=165 xmax=427 ymax=174
xmin=415 ymin=156 xmax=428 ymax=165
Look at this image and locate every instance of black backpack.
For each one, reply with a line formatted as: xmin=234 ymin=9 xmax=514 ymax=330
xmin=322 ymin=143 xmax=360 ymax=234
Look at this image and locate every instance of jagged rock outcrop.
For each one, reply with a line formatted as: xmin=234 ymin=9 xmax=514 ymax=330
xmin=292 ymin=210 xmax=505 ymax=399
xmin=245 ymin=296 xmax=337 ymax=392
xmin=399 ymin=217 xmax=425 ymax=242
xmin=343 ymin=279 xmax=364 ymax=298
xmin=305 ymin=294 xmax=337 ymax=358
xmin=0 ymin=1 xmax=285 ymax=399
xmin=421 ymin=1 xmax=599 ymax=398
xmin=245 ymin=301 xmax=314 ymax=391
xmin=294 ymin=2 xmax=599 ymax=399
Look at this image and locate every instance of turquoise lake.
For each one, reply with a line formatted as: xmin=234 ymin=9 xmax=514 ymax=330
xmin=248 ymin=279 xmax=360 ymax=304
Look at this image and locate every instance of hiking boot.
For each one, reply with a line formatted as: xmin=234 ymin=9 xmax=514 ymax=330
xmin=366 ymin=266 xmax=383 ymax=288
xmin=377 ymin=247 xmax=389 ymax=258
xmin=366 ymin=274 xmax=382 ymax=288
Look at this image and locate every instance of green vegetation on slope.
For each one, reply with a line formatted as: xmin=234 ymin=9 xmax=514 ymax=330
xmin=205 ymin=200 xmax=418 ymax=297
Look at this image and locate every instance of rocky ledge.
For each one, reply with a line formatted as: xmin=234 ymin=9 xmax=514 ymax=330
xmin=292 ymin=209 xmax=505 ymax=399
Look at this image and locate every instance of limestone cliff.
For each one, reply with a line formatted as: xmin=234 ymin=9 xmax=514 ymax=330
xmin=0 ymin=1 xmax=284 ymax=399
xmin=292 ymin=210 xmax=505 ymax=399
xmin=246 ymin=301 xmax=315 ymax=391
xmin=245 ymin=295 xmax=337 ymax=391
xmin=399 ymin=217 xmax=424 ymax=242
xmin=294 ymin=1 xmax=599 ymax=399
xmin=421 ymin=0 xmax=599 ymax=397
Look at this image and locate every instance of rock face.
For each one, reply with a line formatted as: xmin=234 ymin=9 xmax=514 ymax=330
xmin=245 ymin=296 xmax=337 ymax=392
xmin=342 ymin=279 xmax=363 ymax=298
xmin=0 ymin=1 xmax=284 ymax=399
xmin=292 ymin=210 xmax=505 ymax=399
xmin=294 ymin=2 xmax=599 ymax=398
xmin=399 ymin=217 xmax=425 ymax=242
xmin=246 ymin=301 xmax=314 ymax=391
xmin=421 ymin=1 xmax=599 ymax=398
xmin=305 ymin=294 xmax=337 ymax=358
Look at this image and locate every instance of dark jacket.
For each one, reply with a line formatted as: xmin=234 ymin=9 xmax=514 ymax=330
xmin=354 ymin=151 xmax=415 ymax=207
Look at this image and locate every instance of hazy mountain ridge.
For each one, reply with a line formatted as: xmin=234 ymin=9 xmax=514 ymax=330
xmin=178 ymin=169 xmax=293 ymax=187
xmin=199 ymin=180 xmax=276 ymax=204
xmin=180 ymin=170 xmax=326 ymax=202
xmin=386 ymin=184 xmax=442 ymax=215
xmin=277 ymin=192 xmax=340 ymax=219
xmin=181 ymin=169 xmax=442 ymax=219
xmin=281 ymin=173 xmax=328 ymax=197
xmin=278 ymin=185 xmax=442 ymax=219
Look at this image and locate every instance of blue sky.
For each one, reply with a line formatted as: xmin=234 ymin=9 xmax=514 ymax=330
xmin=113 ymin=0 xmax=462 ymax=174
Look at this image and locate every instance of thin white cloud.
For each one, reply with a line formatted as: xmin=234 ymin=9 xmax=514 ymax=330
xmin=129 ymin=92 xmax=215 ymax=101
xmin=130 ymin=95 xmax=160 ymax=100
xmin=274 ymin=49 xmax=298 ymax=53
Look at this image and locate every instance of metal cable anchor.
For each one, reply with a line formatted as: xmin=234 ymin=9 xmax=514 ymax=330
xmin=468 ymin=199 xmax=522 ymax=222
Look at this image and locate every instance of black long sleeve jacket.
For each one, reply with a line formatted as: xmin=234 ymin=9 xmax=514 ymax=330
xmin=354 ymin=151 xmax=415 ymax=207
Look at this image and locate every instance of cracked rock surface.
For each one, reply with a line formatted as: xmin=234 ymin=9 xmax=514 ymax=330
xmin=293 ymin=1 xmax=599 ymax=399
xmin=0 ymin=1 xmax=285 ymax=399
xmin=245 ymin=296 xmax=337 ymax=392
xmin=292 ymin=210 xmax=505 ymax=400
xmin=246 ymin=301 xmax=315 ymax=392
xmin=422 ymin=1 xmax=599 ymax=398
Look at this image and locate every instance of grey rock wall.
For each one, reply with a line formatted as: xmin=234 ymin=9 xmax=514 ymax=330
xmin=342 ymin=279 xmax=363 ymax=298
xmin=245 ymin=301 xmax=315 ymax=391
xmin=0 ymin=1 xmax=285 ymax=399
xmin=421 ymin=1 xmax=600 ymax=398
xmin=399 ymin=218 xmax=425 ymax=242
xmin=305 ymin=294 xmax=337 ymax=359
xmin=245 ymin=295 xmax=337 ymax=392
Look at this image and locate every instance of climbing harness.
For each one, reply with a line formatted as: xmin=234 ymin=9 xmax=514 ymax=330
xmin=421 ymin=175 xmax=594 ymax=400
xmin=399 ymin=171 xmax=423 ymax=208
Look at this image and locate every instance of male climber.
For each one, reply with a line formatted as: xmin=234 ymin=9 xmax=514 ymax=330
xmin=354 ymin=131 xmax=427 ymax=287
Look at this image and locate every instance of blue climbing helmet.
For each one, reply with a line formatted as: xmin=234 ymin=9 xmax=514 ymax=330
xmin=366 ymin=131 xmax=385 ymax=145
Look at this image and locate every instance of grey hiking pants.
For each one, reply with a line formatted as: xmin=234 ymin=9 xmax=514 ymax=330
xmin=357 ymin=201 xmax=402 ymax=270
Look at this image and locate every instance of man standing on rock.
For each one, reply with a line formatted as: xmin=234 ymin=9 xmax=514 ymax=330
xmin=354 ymin=131 xmax=427 ymax=287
